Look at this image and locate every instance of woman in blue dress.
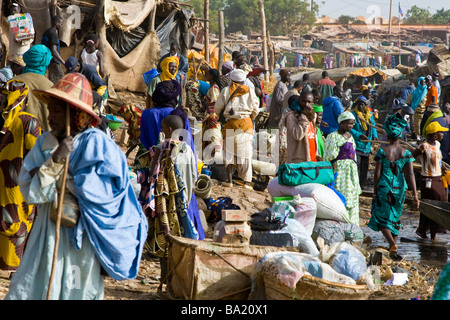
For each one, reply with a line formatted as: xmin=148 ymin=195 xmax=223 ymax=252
xmin=368 ymin=113 xmax=419 ymax=260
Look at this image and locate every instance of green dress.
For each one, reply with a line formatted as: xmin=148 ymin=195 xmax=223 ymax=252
xmin=432 ymin=262 xmax=450 ymax=300
xmin=323 ymin=131 xmax=361 ymax=225
xmin=368 ymin=148 xmax=415 ymax=235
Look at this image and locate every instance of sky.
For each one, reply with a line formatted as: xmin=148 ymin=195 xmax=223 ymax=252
xmin=317 ymin=0 xmax=449 ymax=19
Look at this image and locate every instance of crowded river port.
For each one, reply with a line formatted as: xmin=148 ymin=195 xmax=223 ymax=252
xmin=0 ymin=0 xmax=448 ymax=304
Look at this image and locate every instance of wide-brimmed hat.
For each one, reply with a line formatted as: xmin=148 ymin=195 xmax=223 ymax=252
xmin=9 ymin=55 xmax=26 ymax=67
xmin=33 ymin=73 xmax=101 ymax=124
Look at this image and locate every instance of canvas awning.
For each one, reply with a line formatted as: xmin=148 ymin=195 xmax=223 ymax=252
xmin=292 ymin=67 xmax=388 ymax=84
xmin=105 ymin=0 xmax=159 ymax=32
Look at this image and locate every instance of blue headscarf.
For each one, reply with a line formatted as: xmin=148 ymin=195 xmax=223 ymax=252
xmin=289 ymin=99 xmax=302 ymax=113
xmin=22 ymin=44 xmax=53 ymax=76
xmin=411 ymin=76 xmax=428 ymax=110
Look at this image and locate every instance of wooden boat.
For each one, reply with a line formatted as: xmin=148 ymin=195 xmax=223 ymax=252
xmin=419 ymin=198 xmax=450 ymax=230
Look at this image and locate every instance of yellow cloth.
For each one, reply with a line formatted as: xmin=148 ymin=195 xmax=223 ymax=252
xmin=229 ymin=82 xmax=250 ymax=101
xmin=354 ymin=107 xmax=371 ymax=131
xmin=0 ymin=80 xmax=41 ymax=270
xmin=160 ymin=56 xmax=179 ymax=82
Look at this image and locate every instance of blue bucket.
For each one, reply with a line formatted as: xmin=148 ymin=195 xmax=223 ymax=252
xmin=142 ymin=68 xmax=159 ymax=87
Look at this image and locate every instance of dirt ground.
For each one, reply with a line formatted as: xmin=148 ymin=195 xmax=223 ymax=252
xmin=0 ymin=90 xmax=444 ymax=301
xmin=103 ymin=91 xmax=446 ymax=301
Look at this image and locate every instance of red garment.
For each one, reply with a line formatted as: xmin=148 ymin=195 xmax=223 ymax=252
xmin=307 ymin=122 xmax=317 ymax=162
xmin=318 ymin=78 xmax=336 ymax=87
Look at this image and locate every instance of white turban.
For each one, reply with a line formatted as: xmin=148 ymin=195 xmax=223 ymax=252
xmin=338 ymin=111 xmax=355 ymax=123
xmin=229 ymin=69 xmax=247 ymax=83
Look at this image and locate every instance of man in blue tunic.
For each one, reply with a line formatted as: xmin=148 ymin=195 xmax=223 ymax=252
xmin=5 ymin=73 xmax=148 ymax=300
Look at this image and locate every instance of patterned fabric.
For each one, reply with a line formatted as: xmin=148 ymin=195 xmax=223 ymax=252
xmin=0 ymin=80 xmax=41 ymax=270
xmin=203 ymin=197 xmax=240 ymax=223
xmin=418 ymin=141 xmax=442 ymax=177
xmin=139 ymin=140 xmax=198 ymax=257
xmin=368 ymin=148 xmax=415 ymax=235
xmin=205 ymin=84 xmax=220 ymax=114
xmin=185 ymin=79 xmax=204 ymax=119
xmin=384 ymin=113 xmax=408 ymax=139
xmin=323 ymin=131 xmax=361 ymax=225
xmin=432 ymin=262 xmax=450 ymax=300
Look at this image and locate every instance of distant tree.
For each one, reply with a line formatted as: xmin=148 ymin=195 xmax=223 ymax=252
xmin=403 ymin=5 xmax=432 ymax=24
xmin=431 ymin=8 xmax=450 ymax=24
xmin=190 ymin=0 xmax=318 ymax=36
xmin=338 ymin=15 xmax=355 ymax=24
xmin=190 ymin=0 xmax=227 ymax=34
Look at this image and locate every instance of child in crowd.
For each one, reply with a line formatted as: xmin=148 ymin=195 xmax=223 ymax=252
xmin=413 ymin=121 xmax=449 ymax=241
xmin=351 ymin=95 xmax=378 ymax=189
xmin=368 ymin=113 xmax=419 ymax=260
xmin=323 ymin=111 xmax=361 ymax=225
xmin=80 ymin=34 xmax=104 ymax=78
xmin=312 ymin=88 xmax=325 ymax=158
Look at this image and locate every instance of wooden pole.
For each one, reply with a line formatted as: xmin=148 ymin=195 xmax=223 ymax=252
xmin=259 ymin=0 xmax=269 ymax=81
xmin=218 ymin=10 xmax=225 ymax=72
xmin=388 ymin=0 xmax=393 ymax=35
xmin=267 ymin=30 xmax=274 ymax=76
xmin=95 ymin=0 xmax=108 ymax=77
xmin=149 ymin=6 xmax=157 ymax=32
xmin=0 ymin=0 xmax=4 ymax=68
xmin=46 ymin=104 xmax=71 ymax=300
xmin=204 ymin=0 xmax=210 ymax=64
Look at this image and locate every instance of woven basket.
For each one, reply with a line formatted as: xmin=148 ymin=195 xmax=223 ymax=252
xmin=262 ymin=273 xmax=371 ymax=300
xmin=164 ymin=234 xmax=297 ymax=300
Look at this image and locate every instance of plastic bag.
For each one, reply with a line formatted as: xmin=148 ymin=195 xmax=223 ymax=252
xmin=272 ymin=217 xmax=319 ymax=256
xmin=324 ymin=242 xmax=368 ymax=281
xmin=312 ymin=219 xmax=345 ymax=246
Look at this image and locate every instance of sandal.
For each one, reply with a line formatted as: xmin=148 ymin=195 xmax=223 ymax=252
xmin=243 ymin=184 xmax=253 ymax=190
xmin=222 ymin=182 xmax=233 ymax=187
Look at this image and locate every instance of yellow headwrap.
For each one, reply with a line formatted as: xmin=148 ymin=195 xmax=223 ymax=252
xmin=160 ymin=56 xmax=179 ymax=81
xmin=1 ymin=80 xmax=29 ymax=128
xmin=1 ymin=80 xmax=28 ymax=114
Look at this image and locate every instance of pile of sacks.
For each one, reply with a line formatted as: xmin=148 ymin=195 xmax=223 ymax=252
xmin=248 ymin=177 xmax=364 ymax=254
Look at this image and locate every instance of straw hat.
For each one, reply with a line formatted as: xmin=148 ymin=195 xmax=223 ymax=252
xmin=9 ymin=56 xmax=25 ymax=67
xmin=33 ymin=73 xmax=101 ymax=124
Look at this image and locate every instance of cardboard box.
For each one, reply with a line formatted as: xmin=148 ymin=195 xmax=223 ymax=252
xmin=221 ymin=209 xmax=248 ymax=222
xmin=213 ymin=221 xmax=252 ymax=244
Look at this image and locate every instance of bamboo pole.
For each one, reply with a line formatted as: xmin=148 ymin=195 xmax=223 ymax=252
xmin=258 ymin=0 xmax=269 ymax=81
xmin=0 ymin=0 xmax=4 ymax=68
xmin=204 ymin=0 xmax=210 ymax=64
xmin=47 ymin=104 xmax=71 ymax=300
xmin=218 ymin=10 xmax=225 ymax=72
xmin=95 ymin=0 xmax=108 ymax=77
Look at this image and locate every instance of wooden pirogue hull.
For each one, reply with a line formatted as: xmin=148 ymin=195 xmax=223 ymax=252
xmin=419 ymin=198 xmax=450 ymax=230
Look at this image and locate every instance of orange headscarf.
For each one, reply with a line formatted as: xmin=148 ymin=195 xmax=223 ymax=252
xmin=160 ymin=56 xmax=179 ymax=81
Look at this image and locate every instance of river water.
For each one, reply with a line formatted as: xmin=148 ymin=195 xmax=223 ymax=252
xmin=361 ymin=212 xmax=450 ymax=269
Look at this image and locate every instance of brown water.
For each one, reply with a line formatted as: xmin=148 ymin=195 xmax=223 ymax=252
xmin=361 ymin=215 xmax=450 ymax=268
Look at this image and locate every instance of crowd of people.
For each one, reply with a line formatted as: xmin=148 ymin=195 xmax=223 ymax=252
xmin=0 ymin=1 xmax=448 ymax=300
